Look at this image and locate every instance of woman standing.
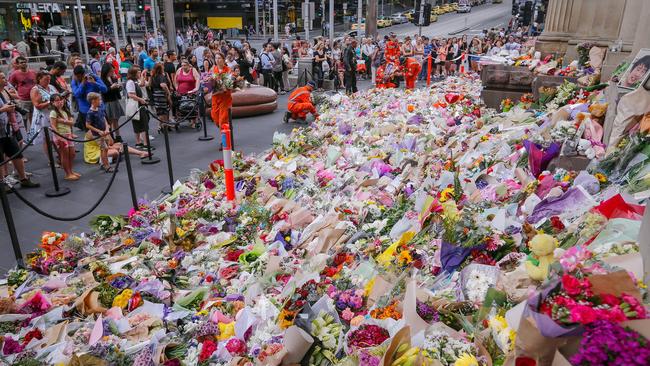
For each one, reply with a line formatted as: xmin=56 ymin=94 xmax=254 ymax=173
xmin=202 ymin=49 xmax=214 ymax=73
xmin=236 ymin=48 xmax=254 ymax=83
xmin=126 ymin=66 xmax=150 ymax=149
xmin=281 ymin=46 xmax=292 ymax=92
xmin=174 ymin=58 xmax=201 ymax=129
xmin=101 ymin=63 xmax=125 ymax=142
xmin=436 ymin=39 xmax=447 ymax=77
xmin=445 ymin=38 xmax=457 ymax=75
xmin=29 ymin=71 xmax=57 ymax=155
xmin=210 ymin=52 xmax=232 ymax=134
xmin=401 ymin=37 xmax=414 ymax=57
xmin=469 ymin=37 xmax=483 ymax=72
xmin=312 ymin=42 xmax=326 ymax=90
xmin=149 ymin=63 xmax=172 ymax=132
xmin=49 ymin=93 xmax=78 ymax=180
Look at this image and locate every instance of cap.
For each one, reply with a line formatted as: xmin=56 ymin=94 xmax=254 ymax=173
xmin=306 ymin=80 xmax=316 ymax=89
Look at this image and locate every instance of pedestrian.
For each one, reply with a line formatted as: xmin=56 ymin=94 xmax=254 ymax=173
xmin=119 ymin=55 xmax=134 ymax=81
xmin=106 ymin=47 xmax=120 ymax=79
xmin=236 ymin=47 xmax=254 ymax=83
xmin=56 ymin=35 xmax=65 ymax=53
xmin=343 ymin=39 xmax=358 ymax=94
xmin=260 ymin=43 xmax=275 ymax=90
xmin=71 ymin=65 xmax=108 ymax=131
xmin=85 ymin=92 xmax=112 ymax=171
xmin=49 ymin=93 xmax=79 ymax=180
xmin=125 ymin=66 xmax=150 ymax=149
xmin=176 ymin=31 xmax=184 ymax=55
xmin=0 ymin=72 xmax=39 ymax=190
xmin=281 ymin=46 xmax=292 ymax=92
xmin=149 ymin=63 xmax=172 ymax=132
xmin=210 ymin=52 xmax=232 ymax=133
xmin=312 ymin=42 xmax=326 ymax=90
xmin=174 ymin=58 xmax=200 ymax=129
xmin=101 ymin=63 xmax=124 ymax=142
xmin=8 ymin=56 xmax=36 ymax=131
xmin=271 ymin=44 xmax=284 ymax=93
xmin=29 ymin=71 xmax=58 ymax=155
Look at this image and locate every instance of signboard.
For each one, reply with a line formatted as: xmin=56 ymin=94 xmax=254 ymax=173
xmin=17 ymin=3 xmax=62 ymax=14
xmin=207 ymin=16 xmax=243 ymax=29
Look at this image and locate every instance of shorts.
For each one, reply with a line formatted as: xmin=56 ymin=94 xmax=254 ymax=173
xmin=53 ymin=133 xmax=75 ymax=149
xmin=0 ymin=136 xmax=22 ymax=160
xmin=12 ymin=129 xmax=23 ymax=143
xmin=99 ymin=136 xmax=110 ymax=150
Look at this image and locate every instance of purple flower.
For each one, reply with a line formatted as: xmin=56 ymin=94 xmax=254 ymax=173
xmin=571 ymin=320 xmax=650 ymax=366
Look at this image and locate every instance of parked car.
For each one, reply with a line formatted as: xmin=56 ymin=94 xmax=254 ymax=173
xmin=29 ymin=26 xmax=47 ymax=36
xmin=404 ymin=9 xmax=415 ymax=21
xmin=351 ymin=19 xmax=365 ymax=31
xmin=377 ymin=16 xmax=392 ymax=28
xmin=430 ymin=13 xmax=439 ymax=22
xmin=47 ymin=25 xmax=74 ymax=36
xmin=68 ymin=36 xmax=110 ymax=53
xmin=390 ymin=13 xmax=408 ymax=24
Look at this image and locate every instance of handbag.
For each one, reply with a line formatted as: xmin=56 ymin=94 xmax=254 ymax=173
xmin=126 ymin=98 xmax=140 ymax=121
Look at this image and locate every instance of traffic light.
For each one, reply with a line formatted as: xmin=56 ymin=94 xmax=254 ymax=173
xmin=137 ymin=0 xmax=144 ymax=10
xmin=32 ymin=15 xmax=40 ymax=22
xmin=423 ymin=4 xmax=432 ymax=26
xmin=413 ymin=1 xmax=432 ymax=26
xmin=522 ymin=1 xmax=533 ymax=26
xmin=512 ymin=1 xmax=519 ymax=15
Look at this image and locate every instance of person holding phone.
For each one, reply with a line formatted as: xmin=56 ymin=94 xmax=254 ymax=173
xmin=71 ymin=65 xmax=107 ymax=131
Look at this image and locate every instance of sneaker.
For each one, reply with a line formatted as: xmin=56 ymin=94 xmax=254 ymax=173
xmin=283 ymin=111 xmax=291 ymax=123
xmin=20 ymin=178 xmax=40 ymax=188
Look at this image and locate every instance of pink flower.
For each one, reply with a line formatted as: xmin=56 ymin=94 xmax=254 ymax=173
xmin=561 ymin=274 xmax=583 ymax=296
xmin=570 ymin=305 xmax=598 ymax=324
xmin=225 ymin=338 xmax=247 ymax=356
xmin=600 ymin=294 xmax=621 ymax=307
xmin=342 ymin=308 xmax=355 ymax=321
xmin=604 ymin=306 xmax=628 ymax=323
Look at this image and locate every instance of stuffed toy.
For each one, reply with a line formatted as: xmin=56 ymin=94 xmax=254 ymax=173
xmin=525 ymin=233 xmax=558 ymax=281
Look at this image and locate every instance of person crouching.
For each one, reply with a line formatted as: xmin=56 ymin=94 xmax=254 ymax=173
xmin=284 ymin=80 xmax=319 ymax=123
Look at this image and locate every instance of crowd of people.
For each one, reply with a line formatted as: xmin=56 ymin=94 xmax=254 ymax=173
xmin=0 ymin=21 xmax=531 ymax=192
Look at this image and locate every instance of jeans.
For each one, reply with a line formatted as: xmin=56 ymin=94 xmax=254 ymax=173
xmin=344 ymin=70 xmax=357 ymax=94
xmin=273 ymin=71 xmax=284 ymax=92
xmin=262 ymin=69 xmax=274 ymax=90
xmin=313 ymin=65 xmax=324 ymax=88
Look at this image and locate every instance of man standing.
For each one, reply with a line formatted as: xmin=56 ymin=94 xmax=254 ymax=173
xmin=343 ymin=39 xmax=358 ymax=95
xmin=143 ymin=48 xmax=157 ymax=71
xmin=260 ymin=43 xmax=276 ymax=90
xmin=49 ymin=61 xmax=70 ymax=94
xmin=89 ymin=49 xmax=102 ymax=75
xmin=176 ymin=31 xmax=184 ymax=55
xmin=136 ymin=42 xmax=146 ymax=68
xmin=71 ymin=65 xmax=107 ymax=131
xmin=271 ymin=43 xmax=284 ymax=94
xmin=361 ymin=38 xmax=375 ymax=80
xmin=193 ymin=40 xmax=207 ymax=69
xmin=8 ymin=56 xmax=36 ymax=131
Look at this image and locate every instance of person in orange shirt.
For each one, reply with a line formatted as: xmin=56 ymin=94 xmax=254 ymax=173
xmin=385 ymin=34 xmax=401 ymax=63
xmin=210 ymin=52 xmax=232 ymax=130
xmin=284 ymin=80 xmax=318 ymax=123
xmin=376 ymin=59 xmax=400 ymax=89
xmin=403 ymin=57 xmax=422 ymax=89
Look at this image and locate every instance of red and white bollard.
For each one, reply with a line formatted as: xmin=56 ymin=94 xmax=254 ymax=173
xmin=221 ymin=110 xmax=236 ymax=202
xmin=459 ymin=53 xmax=467 ymax=75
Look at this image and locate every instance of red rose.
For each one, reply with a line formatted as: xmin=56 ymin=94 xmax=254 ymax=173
xmin=600 ymin=293 xmax=621 ymax=307
xmin=199 ymin=340 xmax=218 ymax=362
xmin=224 ymin=249 xmax=244 ymax=262
xmin=444 ymin=93 xmax=460 ymax=104
xmin=561 ymin=274 xmax=583 ymax=296
xmin=516 ymin=357 xmax=536 ymax=366
xmin=550 ymin=216 xmax=565 ymax=231
xmin=569 ymin=304 xmax=598 ymax=324
xmin=219 ymin=265 xmax=239 ymax=280
xmin=225 ymin=338 xmax=247 ymax=355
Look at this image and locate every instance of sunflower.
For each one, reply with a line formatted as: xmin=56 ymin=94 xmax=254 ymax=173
xmin=594 ymin=173 xmax=607 ymax=183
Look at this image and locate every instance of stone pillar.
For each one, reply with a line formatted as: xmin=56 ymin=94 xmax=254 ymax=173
xmin=535 ymin=0 xmax=578 ymax=56
xmin=631 ymin=0 xmax=650 ymax=56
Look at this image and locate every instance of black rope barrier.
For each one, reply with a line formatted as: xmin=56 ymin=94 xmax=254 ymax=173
xmin=0 ymin=129 xmax=42 ymax=168
xmin=9 ymin=151 xmax=122 ymax=221
xmin=48 ymin=106 xmax=146 ymax=143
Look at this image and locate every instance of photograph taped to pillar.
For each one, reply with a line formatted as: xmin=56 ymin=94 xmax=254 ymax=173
xmin=618 ymin=48 xmax=650 ymax=91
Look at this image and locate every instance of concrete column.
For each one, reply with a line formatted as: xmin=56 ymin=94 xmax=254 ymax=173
xmin=164 ymin=0 xmax=176 ymax=51
xmin=618 ymin=0 xmax=643 ymax=50
xmin=366 ymin=0 xmax=377 ymax=38
xmin=631 ymin=0 xmax=650 ymax=55
xmin=109 ymin=0 xmax=121 ymax=51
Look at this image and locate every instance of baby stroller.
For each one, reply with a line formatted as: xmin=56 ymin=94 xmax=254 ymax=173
xmin=172 ymin=92 xmax=202 ymax=131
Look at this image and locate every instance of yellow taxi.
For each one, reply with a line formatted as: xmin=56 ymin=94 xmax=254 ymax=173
xmin=377 ymin=16 xmax=392 ymax=28
xmin=404 ymin=9 xmax=415 ymax=21
xmin=432 ymin=6 xmax=443 ymax=15
xmin=450 ymin=2 xmax=459 ymax=11
xmin=441 ymin=4 xmax=453 ymax=13
xmin=430 ymin=13 xmax=439 ymax=22
xmin=351 ymin=19 xmax=365 ymax=31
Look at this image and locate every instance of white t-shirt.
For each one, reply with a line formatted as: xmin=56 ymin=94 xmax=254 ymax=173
xmin=126 ymin=79 xmax=136 ymax=95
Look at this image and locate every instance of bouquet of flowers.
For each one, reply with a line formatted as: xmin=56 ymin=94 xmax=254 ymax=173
xmin=89 ymin=214 xmax=126 ymax=237
xmin=571 ymin=320 xmax=650 ymax=366
xmin=421 ymin=329 xmax=479 ymax=366
xmin=309 ymin=311 xmax=343 ymax=366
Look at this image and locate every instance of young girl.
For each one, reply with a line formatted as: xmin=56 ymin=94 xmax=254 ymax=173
xmin=50 ymin=93 xmax=79 ymax=180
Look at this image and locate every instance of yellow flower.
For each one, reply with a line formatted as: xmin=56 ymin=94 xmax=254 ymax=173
xmin=454 ymin=353 xmax=479 ymax=366
xmin=123 ymin=237 xmax=135 ymax=246
xmin=377 ymin=231 xmax=415 ymax=267
xmin=509 ymin=329 xmax=517 ymax=350
xmin=439 ymin=187 xmax=455 ymax=202
xmin=217 ymin=322 xmax=235 ymax=340
xmin=594 ymin=173 xmax=607 ymax=183
xmin=175 ymin=227 xmax=186 ymax=237
xmin=364 ymin=277 xmax=377 ymax=297
xmin=489 ymin=315 xmax=508 ymax=331
xmin=441 ymin=200 xmax=459 ymax=221
xmin=638 ymin=280 xmax=648 ymax=290
xmin=398 ymin=250 xmax=413 ymax=265
xmin=112 ymin=289 xmax=133 ymax=308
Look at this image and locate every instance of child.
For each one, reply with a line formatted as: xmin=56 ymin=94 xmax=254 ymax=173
xmin=85 ymin=92 xmax=152 ymax=169
xmin=85 ymin=92 xmax=112 ymax=172
xmin=50 ymin=93 xmax=79 ymax=180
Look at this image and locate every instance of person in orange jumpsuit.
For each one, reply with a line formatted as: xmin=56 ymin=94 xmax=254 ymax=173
xmin=376 ymin=60 xmax=400 ymax=89
xmin=403 ymin=57 xmax=422 ymax=89
xmin=210 ymin=52 xmax=232 ymax=130
xmin=385 ymin=34 xmax=401 ymax=63
xmin=284 ymin=80 xmax=318 ymax=123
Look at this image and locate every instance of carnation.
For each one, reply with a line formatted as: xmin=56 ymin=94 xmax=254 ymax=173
xmin=571 ymin=321 xmax=650 ymax=366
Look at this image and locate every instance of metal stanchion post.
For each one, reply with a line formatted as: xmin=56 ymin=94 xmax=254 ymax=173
xmin=161 ymin=126 xmax=174 ymax=194
xmin=122 ymin=143 xmax=138 ymax=212
xmin=198 ymin=92 xmax=214 ymax=141
xmin=141 ymin=126 xmax=161 ymax=165
xmin=0 ymin=182 xmax=24 ymax=268
xmin=44 ymin=128 xmax=71 ymax=197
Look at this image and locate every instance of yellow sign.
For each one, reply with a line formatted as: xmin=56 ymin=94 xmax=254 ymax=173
xmin=207 ymin=17 xmax=243 ymax=29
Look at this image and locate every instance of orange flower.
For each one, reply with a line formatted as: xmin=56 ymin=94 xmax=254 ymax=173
xmin=407 ymin=104 xmax=415 ymax=113
xmin=278 ymin=309 xmax=297 ymax=329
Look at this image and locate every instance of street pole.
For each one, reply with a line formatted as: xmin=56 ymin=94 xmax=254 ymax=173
xmin=357 ymin=0 xmax=362 ymax=36
xmin=117 ymin=0 xmax=128 ymax=47
xmin=329 ymin=0 xmax=334 ymax=45
xmin=255 ymin=0 xmax=259 ymax=35
xmin=366 ymin=0 xmax=377 ymax=38
xmin=109 ymin=0 xmax=121 ymax=52
xmin=75 ymin=0 xmax=90 ymax=63
xmin=381 ymin=0 xmax=384 ymax=17
xmin=418 ymin=0 xmax=425 ymax=37
xmin=70 ymin=5 xmax=82 ymax=55
xmin=262 ymin=1 xmax=267 ymax=37
xmin=273 ymin=0 xmax=278 ymax=41
xmin=150 ymin=0 xmax=159 ymax=52
xmin=321 ymin=0 xmax=325 ymax=36
xmin=304 ymin=0 xmax=310 ymax=43
xmin=164 ymin=0 xmax=177 ymax=51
